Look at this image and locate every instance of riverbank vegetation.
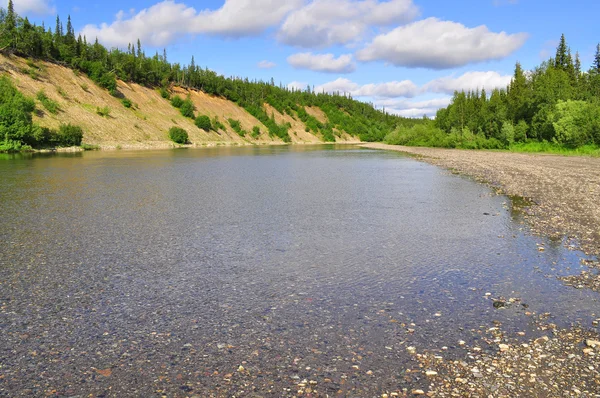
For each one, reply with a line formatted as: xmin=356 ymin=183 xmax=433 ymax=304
xmin=386 ymin=35 xmax=600 ymax=154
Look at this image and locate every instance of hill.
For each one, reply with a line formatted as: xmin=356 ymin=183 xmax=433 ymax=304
xmin=0 ymin=54 xmax=361 ymax=150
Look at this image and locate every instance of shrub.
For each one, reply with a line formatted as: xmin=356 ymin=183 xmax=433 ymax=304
xmin=56 ymin=87 xmax=68 ymax=99
xmin=121 ymin=98 xmax=133 ymax=108
xmin=171 ymin=95 xmax=184 ymax=108
xmin=228 ymin=118 xmax=246 ymax=137
xmin=56 ymin=124 xmax=84 ymax=146
xmin=251 ymin=126 xmax=261 ymax=139
xmin=96 ymin=106 xmax=110 ymax=117
xmin=168 ymin=126 xmax=188 ymax=144
xmin=36 ymin=90 xmax=60 ymax=114
xmin=195 ymin=115 xmax=212 ymax=131
xmin=80 ymin=83 xmax=89 ymax=92
xmin=160 ymin=87 xmax=170 ymax=99
xmin=179 ymin=98 xmax=195 ymax=119
xmin=212 ymin=117 xmax=226 ymax=131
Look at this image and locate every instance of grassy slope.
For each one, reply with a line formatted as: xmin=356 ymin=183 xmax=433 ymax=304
xmin=0 ymin=54 xmax=359 ymax=149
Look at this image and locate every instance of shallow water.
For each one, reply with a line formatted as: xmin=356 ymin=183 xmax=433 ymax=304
xmin=0 ymin=145 xmax=598 ymax=396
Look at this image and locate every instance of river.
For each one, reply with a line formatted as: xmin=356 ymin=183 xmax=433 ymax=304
xmin=0 ymin=145 xmax=597 ymax=396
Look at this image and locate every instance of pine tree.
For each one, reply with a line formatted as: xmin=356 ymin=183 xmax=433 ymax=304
xmin=594 ymin=44 xmax=600 ymax=73
xmin=555 ymin=34 xmax=569 ymax=70
xmin=3 ymin=0 xmax=17 ymax=50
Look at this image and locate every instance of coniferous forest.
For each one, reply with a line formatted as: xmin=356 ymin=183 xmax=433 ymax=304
xmin=1 ymin=0 xmax=599 ymax=152
xmin=386 ymin=35 xmax=600 ymax=152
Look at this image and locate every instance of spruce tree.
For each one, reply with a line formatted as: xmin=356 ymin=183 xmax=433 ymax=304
xmin=3 ymin=0 xmax=17 ymax=50
xmin=555 ymin=34 xmax=568 ymax=70
xmin=594 ymin=44 xmax=600 ymax=73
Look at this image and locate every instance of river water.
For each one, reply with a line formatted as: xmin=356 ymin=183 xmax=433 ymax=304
xmin=0 ymin=145 xmax=597 ymax=397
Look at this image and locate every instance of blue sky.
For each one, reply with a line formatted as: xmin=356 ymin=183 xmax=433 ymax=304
xmin=7 ymin=0 xmax=600 ymax=117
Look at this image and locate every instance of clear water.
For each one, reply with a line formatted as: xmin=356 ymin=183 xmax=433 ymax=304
xmin=0 ymin=145 xmax=597 ymax=396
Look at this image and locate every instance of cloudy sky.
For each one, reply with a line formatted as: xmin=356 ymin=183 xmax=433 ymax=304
xmin=9 ymin=0 xmax=600 ymax=117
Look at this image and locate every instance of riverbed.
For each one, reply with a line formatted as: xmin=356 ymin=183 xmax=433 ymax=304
xmin=0 ymin=145 xmax=598 ymax=397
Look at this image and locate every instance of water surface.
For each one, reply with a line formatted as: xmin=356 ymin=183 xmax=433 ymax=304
xmin=0 ymin=145 xmax=597 ymax=396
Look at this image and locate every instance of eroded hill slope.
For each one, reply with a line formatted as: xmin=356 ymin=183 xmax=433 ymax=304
xmin=0 ymin=54 xmax=359 ymax=149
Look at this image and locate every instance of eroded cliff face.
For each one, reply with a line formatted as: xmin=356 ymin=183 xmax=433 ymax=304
xmin=0 ymin=54 xmax=359 ymax=150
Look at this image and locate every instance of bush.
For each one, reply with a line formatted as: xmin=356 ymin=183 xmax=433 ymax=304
xmin=251 ymin=126 xmax=261 ymax=139
xmin=171 ymin=95 xmax=184 ymax=108
xmin=212 ymin=117 xmax=226 ymax=131
xmin=121 ymin=98 xmax=133 ymax=108
xmin=195 ymin=115 xmax=212 ymax=131
xmin=179 ymin=98 xmax=195 ymax=119
xmin=96 ymin=106 xmax=110 ymax=117
xmin=36 ymin=90 xmax=60 ymax=114
xmin=168 ymin=126 xmax=188 ymax=144
xmin=160 ymin=87 xmax=170 ymax=99
xmin=56 ymin=124 xmax=84 ymax=146
xmin=228 ymin=118 xmax=246 ymax=137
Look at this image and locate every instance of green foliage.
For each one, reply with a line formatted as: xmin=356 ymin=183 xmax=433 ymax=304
xmin=385 ymin=123 xmax=504 ymax=150
xmin=170 ymin=95 xmax=184 ymax=108
xmin=96 ymin=106 xmax=110 ymax=117
xmin=121 ymin=98 xmax=133 ymax=108
xmin=431 ymin=35 xmax=600 ymax=151
xmin=179 ymin=97 xmax=195 ymax=119
xmin=80 ymin=83 xmax=89 ymax=92
xmin=36 ymin=90 xmax=60 ymax=114
xmin=251 ymin=126 xmax=261 ymax=139
xmin=195 ymin=115 xmax=212 ymax=131
xmin=159 ymin=87 xmax=170 ymax=99
xmin=212 ymin=116 xmax=226 ymax=131
xmin=550 ymin=100 xmax=600 ymax=147
xmin=56 ymin=87 xmax=68 ymax=99
xmin=168 ymin=126 xmax=188 ymax=144
xmin=81 ymin=143 xmax=100 ymax=150
xmin=228 ymin=118 xmax=246 ymax=137
xmin=56 ymin=123 xmax=83 ymax=146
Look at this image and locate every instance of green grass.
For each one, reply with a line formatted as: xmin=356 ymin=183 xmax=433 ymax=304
xmin=96 ymin=106 xmax=111 ymax=117
xmin=508 ymin=142 xmax=600 ymax=157
xmin=36 ymin=90 xmax=60 ymax=114
xmin=81 ymin=143 xmax=100 ymax=150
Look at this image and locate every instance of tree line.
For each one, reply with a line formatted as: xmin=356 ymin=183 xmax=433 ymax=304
xmin=387 ymin=35 xmax=600 ymax=150
xmin=0 ymin=1 xmax=420 ymax=148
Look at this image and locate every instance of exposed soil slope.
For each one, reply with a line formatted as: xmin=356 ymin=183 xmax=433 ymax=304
xmin=0 ymin=54 xmax=358 ymax=149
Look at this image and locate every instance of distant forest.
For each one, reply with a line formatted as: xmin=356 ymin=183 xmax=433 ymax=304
xmin=0 ymin=0 xmax=422 ymax=150
xmin=387 ymin=35 xmax=600 ymax=150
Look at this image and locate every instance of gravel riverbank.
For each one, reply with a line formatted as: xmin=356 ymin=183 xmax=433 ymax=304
xmin=363 ymin=143 xmax=600 ymax=397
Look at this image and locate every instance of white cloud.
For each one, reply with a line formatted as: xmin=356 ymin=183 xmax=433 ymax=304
xmin=314 ymin=78 xmax=360 ymax=94
xmin=313 ymin=78 xmax=417 ymax=97
xmin=287 ymin=53 xmax=356 ymax=73
xmin=356 ymin=80 xmax=418 ymax=97
xmin=278 ymin=0 xmax=419 ymax=48
xmin=6 ymin=0 xmax=55 ymax=15
xmin=356 ymin=17 xmax=528 ymax=69
xmin=80 ymin=0 xmax=303 ymax=47
xmin=424 ymin=71 xmax=512 ymax=94
xmin=258 ymin=60 xmax=277 ymax=69
xmin=287 ymin=81 xmax=309 ymax=91
xmin=375 ymin=97 xmax=452 ymax=117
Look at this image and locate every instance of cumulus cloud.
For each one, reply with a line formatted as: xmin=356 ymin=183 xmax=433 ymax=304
xmin=6 ymin=0 xmax=55 ymax=15
xmin=356 ymin=17 xmax=528 ymax=69
xmin=424 ymin=71 xmax=512 ymax=94
xmin=314 ymin=78 xmax=360 ymax=94
xmin=80 ymin=0 xmax=303 ymax=47
xmin=287 ymin=81 xmax=309 ymax=91
xmin=313 ymin=78 xmax=418 ymax=97
xmin=287 ymin=53 xmax=356 ymax=73
xmin=278 ymin=0 xmax=419 ymax=48
xmin=258 ymin=60 xmax=277 ymax=69
xmin=375 ymin=97 xmax=452 ymax=117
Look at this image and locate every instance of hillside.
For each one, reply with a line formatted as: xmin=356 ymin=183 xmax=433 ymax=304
xmin=0 ymin=54 xmax=361 ymax=149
